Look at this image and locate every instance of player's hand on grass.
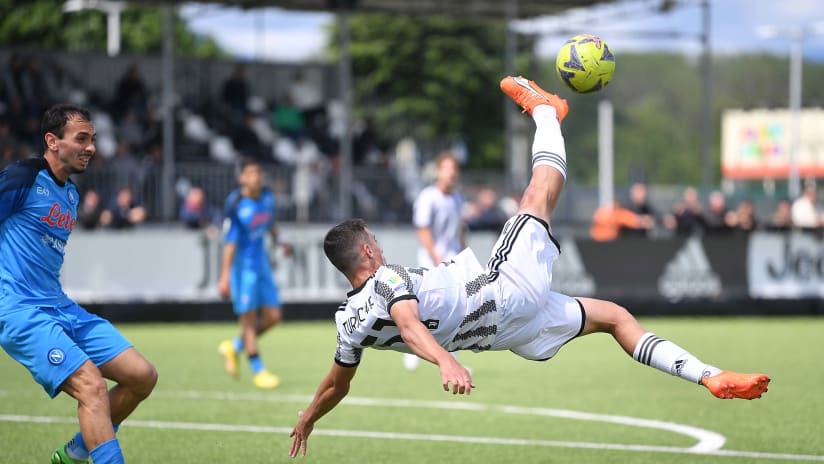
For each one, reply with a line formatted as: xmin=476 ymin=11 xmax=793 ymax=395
xmin=440 ymin=356 xmax=475 ymax=395
xmin=289 ymin=410 xmax=313 ymax=458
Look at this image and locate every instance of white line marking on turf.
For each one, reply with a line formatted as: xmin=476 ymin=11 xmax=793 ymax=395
xmin=1 ymin=414 xmax=823 ymax=462
xmin=158 ymin=390 xmax=725 ymax=452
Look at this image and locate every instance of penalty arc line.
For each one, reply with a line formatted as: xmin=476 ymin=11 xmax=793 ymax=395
xmin=1 ymin=414 xmax=823 ymax=462
xmin=159 ymin=390 xmax=725 ymax=451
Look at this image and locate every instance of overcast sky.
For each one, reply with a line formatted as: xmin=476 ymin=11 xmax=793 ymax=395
xmin=180 ymin=0 xmax=824 ymax=63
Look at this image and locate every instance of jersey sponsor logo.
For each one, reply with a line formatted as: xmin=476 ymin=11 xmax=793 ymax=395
xmin=36 ymin=186 xmax=50 ymax=196
xmin=658 ymin=237 xmax=721 ymax=300
xmin=39 ymin=202 xmax=76 ymax=231
xmin=47 ymin=348 xmax=65 ymax=365
xmin=249 ymin=212 xmax=271 ymax=228
xmin=40 ymin=234 xmax=66 ymax=254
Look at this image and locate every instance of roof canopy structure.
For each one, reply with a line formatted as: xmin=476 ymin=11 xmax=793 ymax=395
xmin=135 ymin=0 xmax=615 ymax=20
xmin=127 ymin=0 xmax=618 ymax=219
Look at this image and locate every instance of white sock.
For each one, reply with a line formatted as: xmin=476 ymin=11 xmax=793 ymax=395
xmin=632 ymin=332 xmax=721 ymax=384
xmin=531 ymin=105 xmax=567 ymax=179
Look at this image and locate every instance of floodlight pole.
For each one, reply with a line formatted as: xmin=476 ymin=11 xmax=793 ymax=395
xmin=337 ymin=10 xmax=354 ymax=219
xmin=161 ymin=5 xmax=176 ymax=221
xmin=503 ymin=0 xmax=520 ymax=191
xmin=788 ymin=30 xmax=802 ymax=199
xmin=700 ymin=0 xmax=712 ymax=193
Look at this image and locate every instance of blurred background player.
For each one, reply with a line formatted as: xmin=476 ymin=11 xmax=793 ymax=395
xmin=217 ymin=158 xmax=290 ymax=389
xmin=404 ymin=151 xmax=466 ymax=371
xmin=0 ymin=104 xmax=157 ymax=464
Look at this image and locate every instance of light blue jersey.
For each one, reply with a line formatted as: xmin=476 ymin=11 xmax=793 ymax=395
xmin=223 ymin=188 xmax=281 ymax=313
xmin=0 ymin=158 xmax=131 ymax=397
xmin=0 ymin=158 xmax=77 ymax=308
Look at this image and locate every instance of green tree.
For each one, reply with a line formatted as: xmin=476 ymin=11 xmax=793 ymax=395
xmin=328 ymin=14 xmax=535 ymax=168
xmin=0 ymin=0 xmax=224 ymax=57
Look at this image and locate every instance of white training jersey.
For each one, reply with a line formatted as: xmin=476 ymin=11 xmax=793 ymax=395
xmin=413 ymin=185 xmax=463 ymax=267
xmin=334 ymin=249 xmax=498 ymax=367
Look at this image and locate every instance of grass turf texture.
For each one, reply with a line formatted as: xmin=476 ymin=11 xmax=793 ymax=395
xmin=1 ymin=317 xmax=822 ymax=463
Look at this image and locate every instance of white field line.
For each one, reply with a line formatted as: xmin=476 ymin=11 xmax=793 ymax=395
xmin=159 ymin=390 xmax=725 ymax=451
xmin=1 ymin=389 xmax=822 ymax=461
xmin=1 ymin=414 xmax=823 ymax=462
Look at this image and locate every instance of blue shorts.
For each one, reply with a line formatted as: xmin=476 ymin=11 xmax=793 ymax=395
xmin=0 ymin=301 xmax=132 ymax=398
xmin=230 ymin=265 xmax=281 ymax=315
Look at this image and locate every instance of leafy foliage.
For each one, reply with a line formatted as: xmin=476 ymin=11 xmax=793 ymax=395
xmin=0 ymin=0 xmax=225 ymax=57
xmin=329 ymin=14 xmax=535 ymax=168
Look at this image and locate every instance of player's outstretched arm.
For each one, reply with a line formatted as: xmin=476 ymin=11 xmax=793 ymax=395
xmin=289 ymin=363 xmax=357 ymax=458
xmin=390 ymin=300 xmax=475 ymax=395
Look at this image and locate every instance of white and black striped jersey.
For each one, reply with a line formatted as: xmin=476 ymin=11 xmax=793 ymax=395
xmin=334 ymin=248 xmax=498 ymax=367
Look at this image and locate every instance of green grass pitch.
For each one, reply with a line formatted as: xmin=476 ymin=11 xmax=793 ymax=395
xmin=1 ymin=317 xmax=823 ymax=463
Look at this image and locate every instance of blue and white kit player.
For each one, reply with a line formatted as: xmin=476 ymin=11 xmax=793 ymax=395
xmin=0 ymin=104 xmax=157 ymax=464
xmin=218 ymin=158 xmax=288 ymax=389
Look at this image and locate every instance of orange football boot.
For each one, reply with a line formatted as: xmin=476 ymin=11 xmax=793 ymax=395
xmin=702 ymin=371 xmax=770 ymax=400
xmin=500 ymin=76 xmax=569 ymax=122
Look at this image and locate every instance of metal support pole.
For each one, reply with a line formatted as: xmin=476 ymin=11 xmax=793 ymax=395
xmin=161 ymin=6 xmax=176 ymax=220
xmin=598 ymin=100 xmax=614 ymax=208
xmin=503 ymin=0 xmax=519 ymax=192
xmin=106 ymin=7 xmax=121 ymax=56
xmin=700 ymin=0 xmax=712 ymax=193
xmin=337 ymin=11 xmax=353 ymax=219
xmin=788 ymin=32 xmax=802 ymax=199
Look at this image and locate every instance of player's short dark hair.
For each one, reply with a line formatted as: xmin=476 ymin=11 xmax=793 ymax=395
xmin=324 ymin=218 xmax=369 ymax=275
xmin=41 ymin=103 xmax=91 ymax=140
xmin=239 ymin=157 xmax=262 ymax=172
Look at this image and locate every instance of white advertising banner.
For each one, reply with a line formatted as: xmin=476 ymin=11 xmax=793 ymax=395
xmin=747 ymin=232 xmax=824 ymax=299
xmin=721 ymin=108 xmax=824 ymax=179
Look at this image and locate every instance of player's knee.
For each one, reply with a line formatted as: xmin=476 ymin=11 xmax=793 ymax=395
xmin=136 ymin=360 xmax=159 ymax=397
xmin=125 ymin=359 xmax=158 ymax=398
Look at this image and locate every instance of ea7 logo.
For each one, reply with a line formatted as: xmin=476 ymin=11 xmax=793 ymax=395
xmin=36 ymin=186 xmax=49 ymax=196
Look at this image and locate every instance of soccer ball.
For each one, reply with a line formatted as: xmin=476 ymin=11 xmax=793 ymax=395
xmin=555 ymin=34 xmax=615 ymax=93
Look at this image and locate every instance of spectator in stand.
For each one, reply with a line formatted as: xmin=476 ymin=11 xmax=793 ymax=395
xmin=271 ymin=96 xmax=304 ymax=141
xmin=728 ymin=199 xmax=758 ymax=234
xmin=179 ymin=186 xmax=222 ymax=236
xmin=590 ymin=199 xmax=652 ymax=242
xmin=77 ymin=189 xmax=104 ymax=230
xmin=703 ymin=190 xmax=734 ymax=235
xmin=664 ymin=187 xmax=706 ymax=235
xmin=465 ymin=186 xmax=508 ymax=233
xmin=625 ymin=182 xmax=656 ymax=237
xmin=100 ymin=185 xmax=147 ymax=230
xmin=110 ymin=141 xmax=141 ymax=189
xmin=767 ymin=199 xmax=793 ymax=231
xmin=117 ymin=108 xmax=146 ymax=151
xmin=112 ymin=64 xmax=148 ymax=124
xmin=0 ymin=118 xmax=22 ymax=168
xmin=231 ymin=112 xmax=265 ymax=162
xmin=288 ymin=69 xmax=323 ymax=121
xmin=221 ymin=64 xmax=250 ymax=129
xmin=791 ymin=182 xmax=822 ymax=230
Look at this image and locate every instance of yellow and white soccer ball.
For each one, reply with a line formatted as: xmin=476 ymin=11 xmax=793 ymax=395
xmin=555 ymin=34 xmax=615 ymax=93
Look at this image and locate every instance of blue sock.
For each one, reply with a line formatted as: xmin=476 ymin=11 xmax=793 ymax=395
xmin=66 ymin=423 xmax=119 ymax=460
xmin=233 ymin=336 xmax=243 ymax=353
xmin=89 ymin=438 xmax=124 ymax=464
xmin=249 ymin=354 xmax=264 ymax=374
xmin=65 ymin=431 xmax=89 ymax=460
